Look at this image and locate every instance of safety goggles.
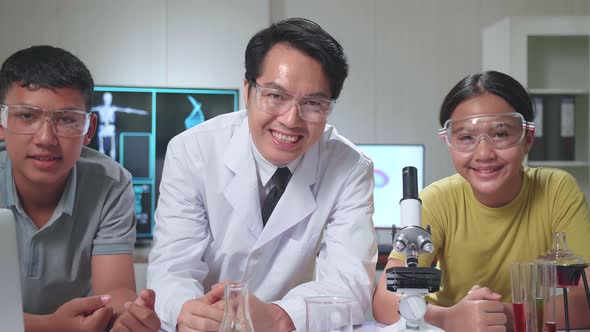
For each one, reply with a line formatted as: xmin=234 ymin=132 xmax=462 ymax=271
xmin=438 ymin=112 xmax=534 ymax=152
xmin=250 ymin=82 xmax=335 ymax=123
xmin=0 ymin=104 xmax=91 ymax=137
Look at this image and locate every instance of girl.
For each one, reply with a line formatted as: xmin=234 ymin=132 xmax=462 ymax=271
xmin=372 ymin=71 xmax=590 ymax=331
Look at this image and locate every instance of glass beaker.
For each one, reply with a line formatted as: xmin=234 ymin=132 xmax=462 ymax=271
xmin=537 ymin=232 xmax=587 ymax=287
xmin=305 ymin=296 xmax=354 ymax=332
xmin=537 ymin=232 xmax=590 ymax=332
xmin=219 ymin=282 xmax=255 ymax=332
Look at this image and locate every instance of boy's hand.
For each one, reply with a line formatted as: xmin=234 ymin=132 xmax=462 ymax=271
xmin=50 ymin=295 xmax=114 ymax=332
xmin=111 ymin=289 xmax=161 ymax=332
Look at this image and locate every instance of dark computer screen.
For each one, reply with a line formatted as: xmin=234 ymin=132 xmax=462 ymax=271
xmin=89 ymin=86 xmax=239 ymax=239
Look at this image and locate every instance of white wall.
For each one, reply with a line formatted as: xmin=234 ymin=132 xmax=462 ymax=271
xmin=0 ymin=0 xmax=269 ymax=107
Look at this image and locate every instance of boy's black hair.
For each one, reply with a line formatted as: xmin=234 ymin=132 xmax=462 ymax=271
xmin=0 ymin=45 xmax=94 ymax=111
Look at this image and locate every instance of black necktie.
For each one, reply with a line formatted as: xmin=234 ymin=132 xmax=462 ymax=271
xmin=261 ymin=167 xmax=292 ymax=226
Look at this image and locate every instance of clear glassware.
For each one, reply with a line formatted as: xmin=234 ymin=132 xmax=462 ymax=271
xmin=537 ymin=232 xmax=588 ymax=287
xmin=542 ymin=261 xmax=558 ymax=332
xmin=305 ymin=296 xmax=353 ymax=332
xmin=511 ymin=262 xmax=537 ymax=332
xmin=219 ymin=282 xmax=255 ymax=332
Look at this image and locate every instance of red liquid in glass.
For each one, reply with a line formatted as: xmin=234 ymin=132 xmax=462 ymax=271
xmin=545 ymin=321 xmax=557 ymax=332
xmin=556 ymin=265 xmax=584 ymax=287
xmin=536 ymin=298 xmax=544 ymax=332
xmin=512 ymin=303 xmax=526 ymax=332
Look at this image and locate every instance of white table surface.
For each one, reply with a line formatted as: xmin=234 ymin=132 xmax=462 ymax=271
xmin=354 ymin=321 xmax=590 ymax=332
xmin=158 ymin=321 xmax=590 ymax=332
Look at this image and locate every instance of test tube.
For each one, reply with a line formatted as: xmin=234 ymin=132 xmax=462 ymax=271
xmin=534 ymin=262 xmax=545 ymax=332
xmin=526 ymin=262 xmax=538 ymax=332
xmin=511 ymin=262 xmax=526 ymax=332
xmin=544 ymin=261 xmax=558 ymax=332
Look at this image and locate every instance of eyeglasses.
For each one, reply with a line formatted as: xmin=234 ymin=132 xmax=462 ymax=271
xmin=438 ymin=112 xmax=534 ymax=152
xmin=250 ymin=82 xmax=335 ymax=123
xmin=0 ymin=104 xmax=91 ymax=137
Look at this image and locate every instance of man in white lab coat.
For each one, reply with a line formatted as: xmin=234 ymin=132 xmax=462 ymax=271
xmin=147 ymin=17 xmax=377 ymax=332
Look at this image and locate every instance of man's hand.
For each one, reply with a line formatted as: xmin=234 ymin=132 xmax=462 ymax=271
xmin=177 ymin=285 xmax=225 ymax=332
xmin=50 ymin=295 xmax=114 ymax=332
xmin=247 ymin=293 xmax=294 ymax=332
xmin=111 ymin=289 xmax=161 ymax=332
xmin=442 ymin=285 xmax=507 ymax=332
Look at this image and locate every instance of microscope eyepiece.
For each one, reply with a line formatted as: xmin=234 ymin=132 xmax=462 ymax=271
xmin=402 ymin=166 xmax=419 ymax=200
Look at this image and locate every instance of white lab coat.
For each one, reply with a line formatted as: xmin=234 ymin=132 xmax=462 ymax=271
xmin=147 ymin=110 xmax=377 ymax=331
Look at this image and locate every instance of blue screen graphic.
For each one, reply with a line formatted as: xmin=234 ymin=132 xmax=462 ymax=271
xmin=89 ymin=86 xmax=239 ymax=239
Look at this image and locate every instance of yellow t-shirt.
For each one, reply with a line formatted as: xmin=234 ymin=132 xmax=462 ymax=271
xmin=390 ymin=167 xmax=590 ymax=307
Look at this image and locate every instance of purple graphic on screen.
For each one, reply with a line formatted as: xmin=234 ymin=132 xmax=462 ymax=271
xmin=374 ymin=169 xmax=389 ymax=188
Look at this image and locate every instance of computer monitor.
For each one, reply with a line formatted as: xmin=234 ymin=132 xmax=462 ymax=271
xmin=357 ymin=144 xmax=425 ymax=229
xmin=89 ymin=87 xmax=239 ymax=239
xmin=0 ymin=209 xmax=25 ymax=332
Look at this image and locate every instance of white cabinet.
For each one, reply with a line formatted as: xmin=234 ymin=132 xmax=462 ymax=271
xmin=482 ymin=16 xmax=590 ymax=202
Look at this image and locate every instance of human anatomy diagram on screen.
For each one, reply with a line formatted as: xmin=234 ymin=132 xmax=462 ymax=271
xmin=91 ymin=92 xmax=148 ymax=159
xmin=184 ymin=95 xmax=205 ymax=129
xmin=88 ymin=86 xmax=238 ymax=238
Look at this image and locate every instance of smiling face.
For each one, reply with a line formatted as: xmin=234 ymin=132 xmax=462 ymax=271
xmin=245 ymin=43 xmax=331 ymax=166
xmin=448 ymin=93 xmax=534 ymax=207
xmin=0 ymin=83 xmax=96 ymax=193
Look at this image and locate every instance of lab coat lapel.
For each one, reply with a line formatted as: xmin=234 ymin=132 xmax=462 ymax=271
xmin=255 ymin=142 xmax=319 ymax=249
xmin=223 ymin=117 xmax=263 ymax=238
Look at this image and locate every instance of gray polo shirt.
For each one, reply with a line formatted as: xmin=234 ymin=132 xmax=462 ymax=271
xmin=0 ymin=142 xmax=136 ymax=315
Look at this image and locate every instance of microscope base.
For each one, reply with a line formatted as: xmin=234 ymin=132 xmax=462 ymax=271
xmin=381 ymin=318 xmax=445 ymax=332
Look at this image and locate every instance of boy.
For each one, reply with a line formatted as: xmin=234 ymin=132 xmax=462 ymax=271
xmin=0 ymin=45 xmax=160 ymax=332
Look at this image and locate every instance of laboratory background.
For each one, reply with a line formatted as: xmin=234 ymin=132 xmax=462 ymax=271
xmin=1 ymin=0 xmax=589 ymax=293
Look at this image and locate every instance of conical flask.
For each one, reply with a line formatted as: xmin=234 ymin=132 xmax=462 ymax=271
xmin=537 ymin=232 xmax=588 ymax=287
xmin=219 ymin=282 xmax=255 ymax=332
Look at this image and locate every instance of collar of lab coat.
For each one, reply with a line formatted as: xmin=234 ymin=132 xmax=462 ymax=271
xmin=223 ymin=113 xmax=318 ymax=249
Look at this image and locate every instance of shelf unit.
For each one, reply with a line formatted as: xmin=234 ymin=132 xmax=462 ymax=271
xmin=482 ymin=16 xmax=590 ymax=202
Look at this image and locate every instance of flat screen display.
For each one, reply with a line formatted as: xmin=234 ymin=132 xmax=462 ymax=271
xmin=357 ymin=144 xmax=425 ymax=229
xmin=89 ymin=86 xmax=239 ymax=239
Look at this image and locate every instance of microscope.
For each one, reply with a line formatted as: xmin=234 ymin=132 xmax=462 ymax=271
xmin=383 ymin=166 xmax=444 ymax=332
